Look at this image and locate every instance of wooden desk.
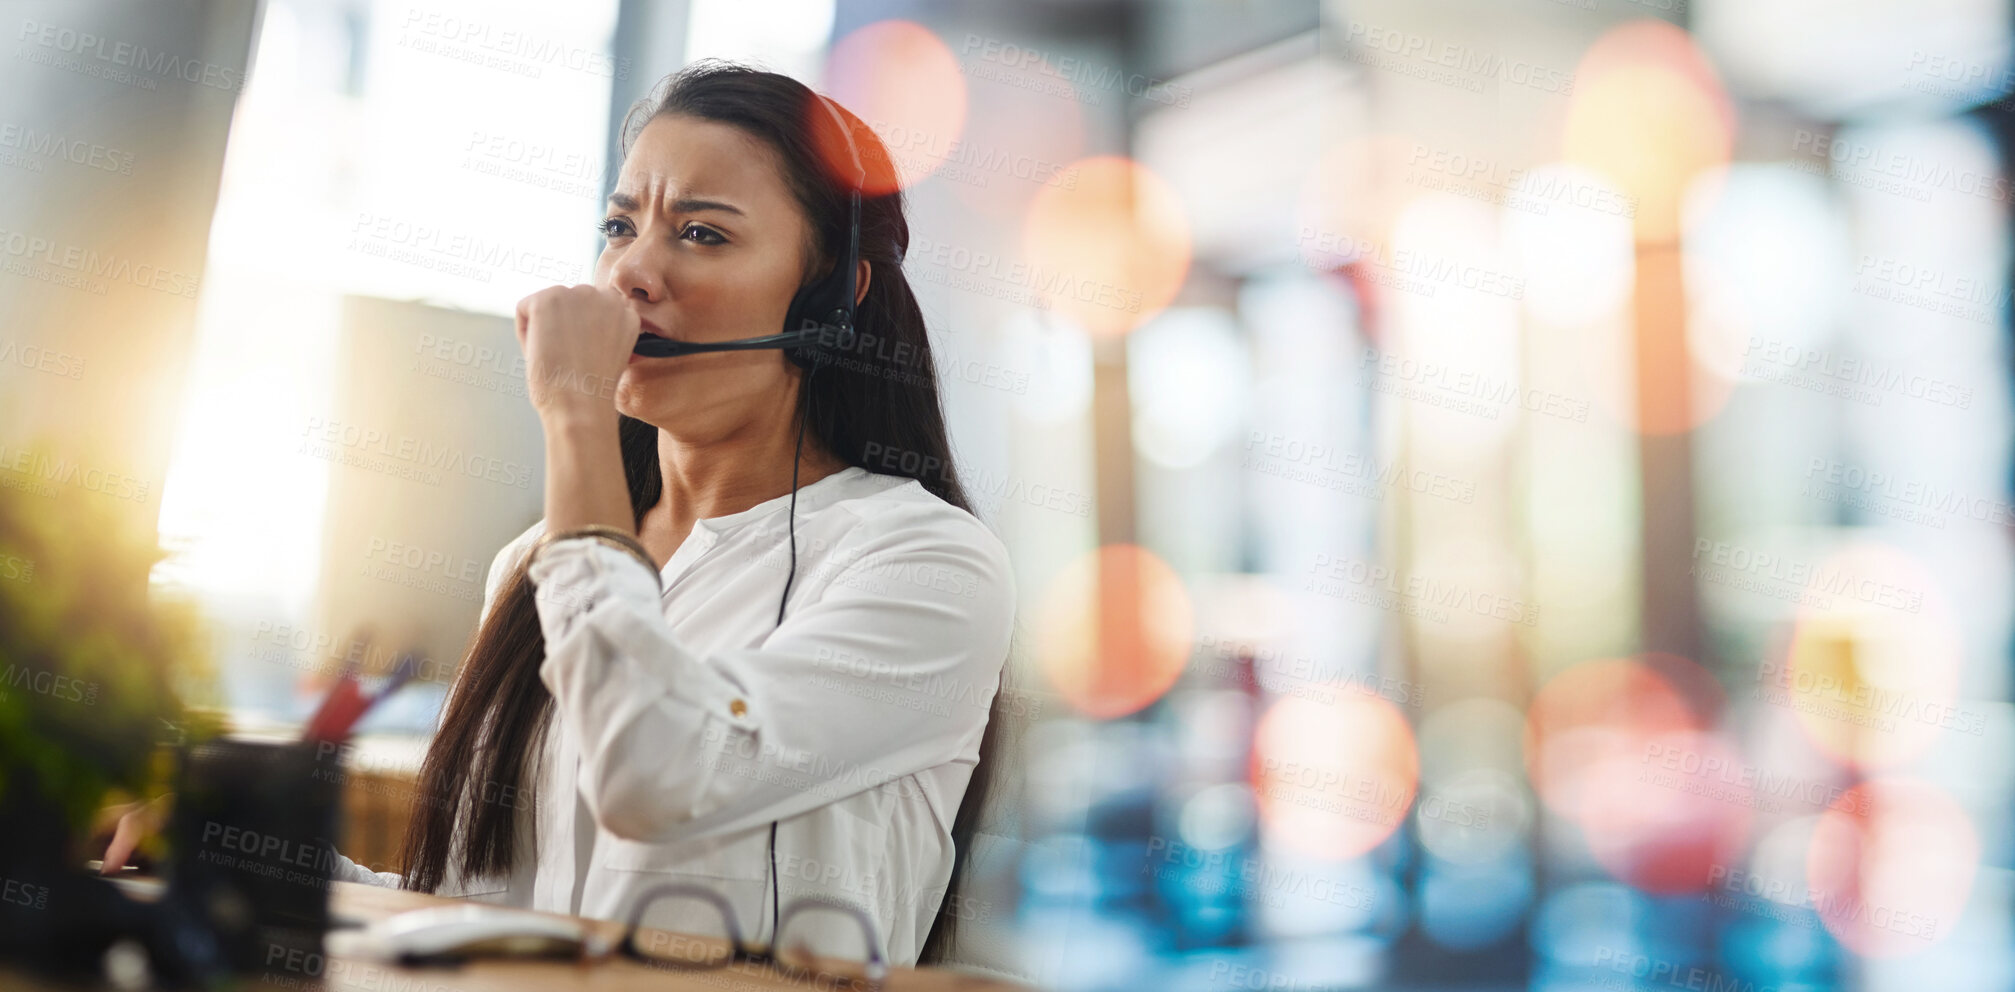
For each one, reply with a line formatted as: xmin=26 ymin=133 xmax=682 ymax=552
xmin=7 ymin=880 xmax=1030 ymax=991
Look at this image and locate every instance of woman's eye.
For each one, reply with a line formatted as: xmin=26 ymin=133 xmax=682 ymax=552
xmin=596 ymin=217 xmax=633 ymax=239
xmin=681 ymin=224 xmax=726 ymax=246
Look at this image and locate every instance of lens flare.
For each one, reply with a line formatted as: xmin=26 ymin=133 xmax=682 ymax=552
xmin=1034 ymin=544 xmax=1194 ymax=718
xmin=1806 ymin=778 xmax=1978 ymax=957
xmin=1562 ymin=19 xmax=1735 ymax=242
xmin=823 ymin=21 xmax=967 ymax=194
xmin=1024 ymin=157 xmax=1191 ymax=337
xmin=1252 ymin=691 xmax=1419 ymax=860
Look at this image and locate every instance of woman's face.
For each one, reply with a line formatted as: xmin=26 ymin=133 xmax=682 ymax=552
xmin=599 ymin=113 xmax=814 ymax=438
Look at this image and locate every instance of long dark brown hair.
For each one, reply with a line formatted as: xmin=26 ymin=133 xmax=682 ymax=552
xmin=399 ymin=61 xmax=1012 ymax=965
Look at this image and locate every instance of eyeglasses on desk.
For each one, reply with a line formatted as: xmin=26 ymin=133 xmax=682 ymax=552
xmin=612 ymin=882 xmax=888 ymax=990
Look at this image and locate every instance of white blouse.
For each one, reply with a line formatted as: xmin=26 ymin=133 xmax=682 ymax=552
xmin=329 ymin=464 xmax=1017 ymax=965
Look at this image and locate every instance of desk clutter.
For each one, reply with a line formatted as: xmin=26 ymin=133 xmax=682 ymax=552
xmin=0 ymin=662 xmax=414 ymax=989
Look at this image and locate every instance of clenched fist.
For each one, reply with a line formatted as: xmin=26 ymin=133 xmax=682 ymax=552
xmin=513 ymin=284 xmax=640 ymax=421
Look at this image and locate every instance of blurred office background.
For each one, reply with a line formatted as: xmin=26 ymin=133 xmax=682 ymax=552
xmin=1 ymin=0 xmax=2012 ymax=988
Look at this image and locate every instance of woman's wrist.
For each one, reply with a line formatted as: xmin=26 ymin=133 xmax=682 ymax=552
xmin=538 ymin=397 xmax=620 ymax=434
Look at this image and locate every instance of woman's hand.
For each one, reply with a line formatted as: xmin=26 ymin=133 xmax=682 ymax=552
xmin=514 ymin=284 xmax=639 ymax=424
xmin=93 ymin=793 xmax=173 ymax=875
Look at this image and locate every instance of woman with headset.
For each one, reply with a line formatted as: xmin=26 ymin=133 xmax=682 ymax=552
xmin=289 ymin=62 xmax=1011 ymax=970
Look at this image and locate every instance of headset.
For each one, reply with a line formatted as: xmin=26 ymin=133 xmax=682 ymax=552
xmin=623 ymin=90 xmax=868 ymax=953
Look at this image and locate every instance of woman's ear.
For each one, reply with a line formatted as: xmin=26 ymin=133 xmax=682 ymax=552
xmin=854 ymin=260 xmax=871 ymax=307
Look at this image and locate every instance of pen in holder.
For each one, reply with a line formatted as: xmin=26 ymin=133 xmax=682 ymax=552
xmin=161 ymin=737 xmax=346 ymax=974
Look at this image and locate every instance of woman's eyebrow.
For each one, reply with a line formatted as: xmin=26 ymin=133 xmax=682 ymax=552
xmin=605 ymin=191 xmax=745 ymax=217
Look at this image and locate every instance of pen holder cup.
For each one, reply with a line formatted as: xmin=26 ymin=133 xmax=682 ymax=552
xmin=162 ymin=736 xmax=347 ymax=974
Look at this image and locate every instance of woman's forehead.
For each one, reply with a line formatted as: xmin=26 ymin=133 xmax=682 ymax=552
xmin=615 ymin=115 xmax=791 ymax=210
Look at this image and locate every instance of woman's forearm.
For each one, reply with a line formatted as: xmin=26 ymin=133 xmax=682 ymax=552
xmin=542 ymin=411 xmax=635 ymax=536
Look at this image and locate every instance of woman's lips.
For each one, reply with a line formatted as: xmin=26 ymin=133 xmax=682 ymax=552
xmin=631 ymin=317 xmax=671 ymax=364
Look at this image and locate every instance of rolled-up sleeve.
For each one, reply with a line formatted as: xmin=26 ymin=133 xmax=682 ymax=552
xmin=329 ymin=851 xmax=403 ymax=887
xmin=527 ymin=507 xmax=1015 ymax=845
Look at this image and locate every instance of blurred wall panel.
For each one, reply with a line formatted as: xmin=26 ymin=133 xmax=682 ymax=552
xmin=307 ymin=295 xmax=545 ymax=686
xmin=0 ymin=0 xmax=259 ymax=545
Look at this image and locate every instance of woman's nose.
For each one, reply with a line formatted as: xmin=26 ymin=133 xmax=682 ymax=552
xmin=609 ymin=241 xmax=669 ymax=301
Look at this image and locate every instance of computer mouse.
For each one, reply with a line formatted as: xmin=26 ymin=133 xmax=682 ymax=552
xmin=326 ymin=904 xmax=593 ymax=963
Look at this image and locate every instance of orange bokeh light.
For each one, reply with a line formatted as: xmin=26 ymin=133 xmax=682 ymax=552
xmin=824 ymin=21 xmax=968 ymax=194
xmin=1251 ymin=691 xmax=1419 ymax=860
xmin=1806 ymin=778 xmax=1977 ymax=957
xmin=1034 ymin=544 xmax=1194 ymax=719
xmin=1023 ymin=156 xmax=1191 ymax=337
xmin=1562 ymin=19 xmax=1734 ymax=242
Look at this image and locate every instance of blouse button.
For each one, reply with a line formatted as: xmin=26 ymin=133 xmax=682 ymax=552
xmin=729 ymin=698 xmax=748 ymax=718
